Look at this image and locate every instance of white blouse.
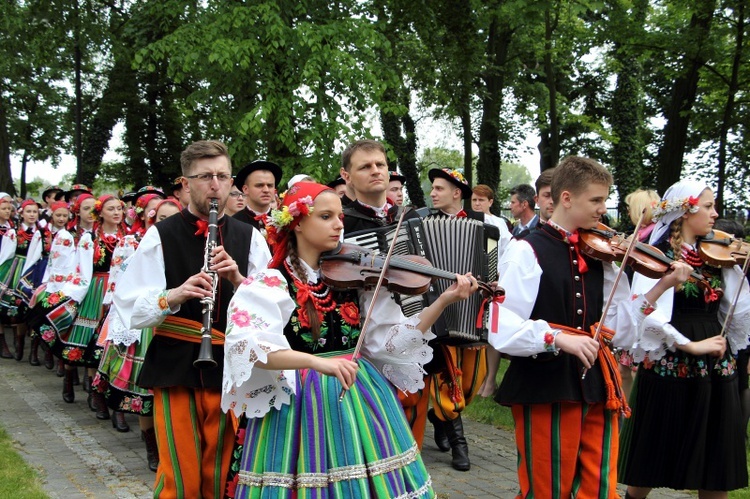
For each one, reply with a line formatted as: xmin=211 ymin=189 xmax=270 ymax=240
xmin=221 ymin=261 xmax=434 ymax=419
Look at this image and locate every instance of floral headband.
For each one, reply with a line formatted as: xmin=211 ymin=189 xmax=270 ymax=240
xmin=651 ymin=195 xmax=700 ymax=222
xmin=93 ymin=195 xmax=123 ymax=219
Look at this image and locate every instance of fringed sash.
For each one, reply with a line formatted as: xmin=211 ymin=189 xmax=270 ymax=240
xmin=550 ymin=322 xmax=631 ymax=417
xmin=154 ymin=315 xmax=225 ymax=345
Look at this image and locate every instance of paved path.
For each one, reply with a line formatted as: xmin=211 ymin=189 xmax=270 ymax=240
xmin=0 ymin=356 xmax=692 ymax=498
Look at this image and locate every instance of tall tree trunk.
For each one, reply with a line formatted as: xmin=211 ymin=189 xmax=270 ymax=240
xmin=74 ymin=0 xmax=83 ymax=181
xmin=461 ymin=108 xmax=473 ymax=183
xmin=610 ymin=0 xmax=648 ymax=225
xmin=476 ymin=15 xmax=512 ymax=194
xmin=543 ymin=8 xmax=560 ymax=169
xmin=716 ymin=0 xmax=745 ymax=216
xmin=20 ymin=151 xmax=28 ymax=199
xmin=656 ymin=0 xmax=717 ymax=193
xmin=0 ymin=97 xmax=13 ymax=195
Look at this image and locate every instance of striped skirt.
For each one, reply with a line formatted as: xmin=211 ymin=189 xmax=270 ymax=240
xmin=227 ymin=358 xmax=434 ymax=499
xmin=94 ymin=328 xmax=154 ymax=416
xmin=0 ymin=255 xmax=28 ymax=323
xmin=58 ymin=272 xmax=108 ymax=366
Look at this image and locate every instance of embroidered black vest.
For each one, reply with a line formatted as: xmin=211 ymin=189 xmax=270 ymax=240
xmin=496 ymin=223 xmax=608 ymax=405
xmin=139 ymin=209 xmax=252 ymax=389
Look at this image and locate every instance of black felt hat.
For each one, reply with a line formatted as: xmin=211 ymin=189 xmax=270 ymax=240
xmin=427 ymin=168 xmax=472 ymax=199
xmin=326 ymin=176 xmax=346 ymax=188
xmin=61 ymin=184 xmax=93 ymax=202
xmin=234 ymin=160 xmax=282 ymax=189
xmin=389 ymin=171 xmax=406 ymax=184
xmin=42 ymin=185 xmax=64 ymax=201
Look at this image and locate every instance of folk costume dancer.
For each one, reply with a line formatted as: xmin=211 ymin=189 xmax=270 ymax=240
xmin=424 ymin=167 xmax=488 ymax=472
xmin=338 ymin=140 xmax=426 ymax=448
xmin=114 ymin=140 xmax=270 ymax=498
xmin=221 ymin=182 xmax=479 ymax=498
xmin=619 ymin=180 xmax=750 ymax=499
xmin=488 ymin=157 xmax=693 ymax=498
xmin=0 ymin=195 xmax=17 ymax=359
xmin=35 ymin=193 xmax=96 ymax=402
xmin=232 ymin=159 xmax=283 ymax=231
xmin=0 ymin=199 xmax=44 ymax=360
xmin=94 ymin=199 xmax=182 ymax=471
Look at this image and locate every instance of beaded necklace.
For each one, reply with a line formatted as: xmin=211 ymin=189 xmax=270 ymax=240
xmin=680 ymin=244 xmax=704 ymax=268
xmin=283 ymin=260 xmax=337 ymax=315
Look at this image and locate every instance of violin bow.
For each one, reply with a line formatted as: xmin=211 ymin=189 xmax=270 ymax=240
xmin=719 ymin=250 xmax=750 ymax=338
xmin=338 ymin=206 xmax=410 ymax=401
xmin=582 ymin=208 xmax=647 ymax=379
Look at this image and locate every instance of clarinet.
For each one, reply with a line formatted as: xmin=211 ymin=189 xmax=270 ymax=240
xmin=194 ymin=198 xmax=219 ymax=369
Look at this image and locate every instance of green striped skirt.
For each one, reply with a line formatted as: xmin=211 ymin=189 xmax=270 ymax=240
xmin=0 ymin=255 xmax=27 ymax=323
xmin=95 ymin=327 xmax=154 ymax=416
xmin=227 ymin=358 xmax=434 ymax=499
xmin=59 ymin=272 xmax=108 ymax=365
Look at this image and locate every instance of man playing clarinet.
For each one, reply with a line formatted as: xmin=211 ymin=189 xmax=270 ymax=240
xmin=114 ymin=140 xmax=270 ymax=498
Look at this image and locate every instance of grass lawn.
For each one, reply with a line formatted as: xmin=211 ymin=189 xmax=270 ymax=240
xmin=462 ymin=360 xmax=750 ymax=497
xmin=0 ymin=426 xmax=49 ymax=499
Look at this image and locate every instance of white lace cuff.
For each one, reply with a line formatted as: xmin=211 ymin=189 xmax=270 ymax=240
xmin=364 ymin=314 xmax=434 ymax=393
xmin=221 ymin=333 xmax=296 ymax=418
xmin=630 ymin=301 xmax=689 ymax=363
xmin=105 ymin=308 xmax=143 ymax=346
xmin=724 ymin=310 xmax=750 ymax=355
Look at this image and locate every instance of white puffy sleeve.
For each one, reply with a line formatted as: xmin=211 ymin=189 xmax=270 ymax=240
xmin=62 ymin=233 xmax=95 ymax=303
xmin=113 ymin=227 xmax=176 ymax=329
xmin=0 ymin=229 xmax=17 ymax=266
xmin=22 ymin=231 xmax=43 ymax=273
xmin=247 ymin=226 xmax=271 ymax=276
xmin=222 ymin=270 xmax=297 ymax=418
xmin=42 ymin=230 xmax=76 ymax=290
xmin=103 ymin=235 xmax=139 ymax=305
xmin=719 ymin=265 xmax=750 ymax=354
xmin=486 ymin=239 xmax=558 ymax=355
xmin=358 ymin=289 xmax=434 ymax=394
xmin=627 ymin=273 xmax=689 ymax=362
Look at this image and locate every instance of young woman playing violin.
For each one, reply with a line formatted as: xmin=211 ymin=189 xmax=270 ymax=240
xmin=619 ymin=180 xmax=750 ymax=499
xmin=221 ymin=182 xmax=479 ymax=498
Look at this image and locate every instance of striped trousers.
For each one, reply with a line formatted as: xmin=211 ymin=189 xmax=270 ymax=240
xmin=152 ymin=386 xmax=235 ymax=499
xmin=430 ymin=345 xmax=487 ymax=421
xmin=511 ymin=402 xmax=619 ymax=499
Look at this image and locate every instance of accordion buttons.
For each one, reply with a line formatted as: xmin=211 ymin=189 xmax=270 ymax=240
xmin=576 ymin=292 xmax=582 ymax=298
xmin=576 ymin=326 xmax=582 ymax=330
xmin=574 ymin=276 xmax=580 ymax=281
xmin=573 ymin=259 xmax=578 ymax=265
xmin=576 ymin=309 xmax=583 ymax=315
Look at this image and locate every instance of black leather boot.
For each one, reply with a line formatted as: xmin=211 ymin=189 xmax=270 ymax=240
xmin=56 ymin=359 xmax=65 ymax=377
xmin=62 ymin=369 xmax=75 ymax=403
xmin=44 ymin=348 xmax=54 ymax=369
xmin=72 ymin=367 xmax=80 ymax=386
xmin=111 ymin=411 xmax=129 ymax=432
xmin=427 ymin=409 xmax=451 ymax=452
xmin=443 ymin=414 xmax=470 ymax=471
xmin=92 ymin=391 xmax=110 ymax=420
xmin=142 ymin=428 xmax=159 ymax=472
xmin=13 ymin=328 xmax=24 ymax=361
xmin=0 ymin=331 xmax=12 ymax=358
xmin=28 ymin=336 xmax=40 ymax=366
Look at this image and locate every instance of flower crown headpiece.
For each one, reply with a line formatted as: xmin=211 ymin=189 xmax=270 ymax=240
xmin=267 ymin=196 xmax=314 ymax=233
xmin=651 ymin=195 xmax=700 ymax=222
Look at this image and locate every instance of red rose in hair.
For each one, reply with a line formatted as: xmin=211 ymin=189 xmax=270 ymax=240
xmin=339 ymin=302 xmax=360 ymax=326
xmin=688 ymin=196 xmax=699 ymax=206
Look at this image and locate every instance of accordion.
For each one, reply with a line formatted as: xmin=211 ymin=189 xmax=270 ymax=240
xmin=344 ymin=215 xmax=498 ymax=346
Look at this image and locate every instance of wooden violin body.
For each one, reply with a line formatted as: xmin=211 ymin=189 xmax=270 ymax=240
xmin=698 ymin=229 xmax=749 ymax=267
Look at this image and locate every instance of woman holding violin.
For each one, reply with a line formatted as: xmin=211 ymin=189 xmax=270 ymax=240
xmin=220 ymin=182 xmax=478 ymax=498
xmin=619 ymin=180 xmax=750 ymax=499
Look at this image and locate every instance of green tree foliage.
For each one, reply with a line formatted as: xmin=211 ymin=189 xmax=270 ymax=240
xmin=136 ymin=0 xmax=394 ymax=184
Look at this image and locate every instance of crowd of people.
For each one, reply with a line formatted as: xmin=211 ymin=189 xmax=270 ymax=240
xmin=1 ymin=138 xmax=748 ymax=499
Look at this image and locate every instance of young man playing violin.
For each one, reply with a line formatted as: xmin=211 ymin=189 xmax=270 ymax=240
xmin=488 ymin=156 xmax=693 ymax=498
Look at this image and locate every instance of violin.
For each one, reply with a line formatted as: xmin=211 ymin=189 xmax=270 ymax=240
xmin=578 ymin=223 xmax=717 ymax=292
xmin=320 ymin=243 xmax=500 ymax=297
xmin=697 ymin=229 xmax=749 ymax=268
